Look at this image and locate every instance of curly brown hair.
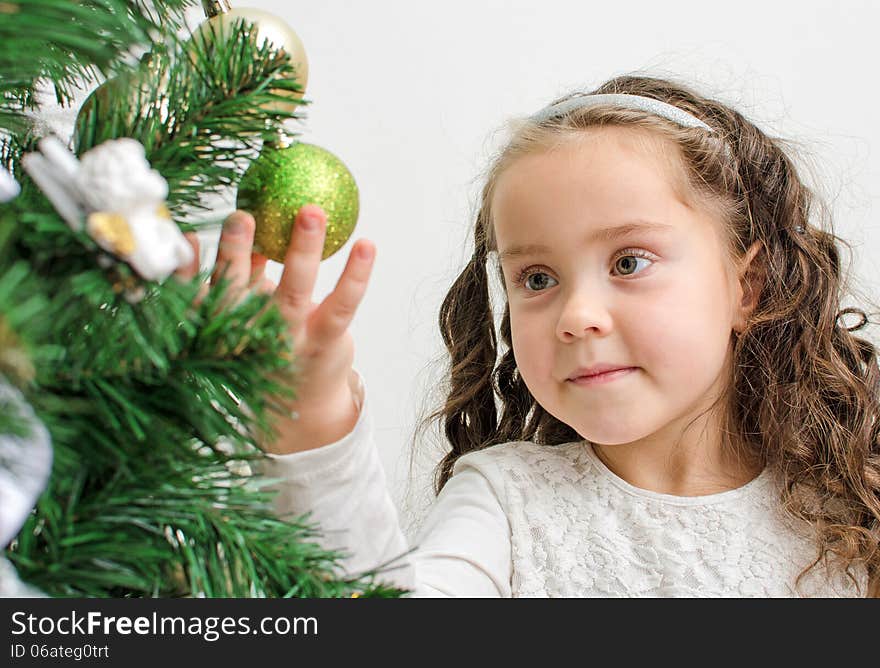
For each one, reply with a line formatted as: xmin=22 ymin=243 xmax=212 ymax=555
xmin=408 ymin=73 xmax=880 ymax=595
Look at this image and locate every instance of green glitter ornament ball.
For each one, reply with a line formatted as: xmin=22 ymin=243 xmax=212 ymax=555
xmin=236 ymin=142 xmax=359 ymax=262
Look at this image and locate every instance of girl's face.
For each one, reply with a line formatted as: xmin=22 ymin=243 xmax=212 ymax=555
xmin=492 ymin=127 xmax=748 ymax=447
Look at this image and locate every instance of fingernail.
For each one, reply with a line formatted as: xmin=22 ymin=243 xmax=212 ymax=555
xmin=225 ymin=218 xmax=245 ymax=235
xmin=299 ymin=213 xmax=322 ymax=231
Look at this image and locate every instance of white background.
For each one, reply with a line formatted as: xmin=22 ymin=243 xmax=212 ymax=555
xmin=178 ymin=1 xmax=879 ymax=530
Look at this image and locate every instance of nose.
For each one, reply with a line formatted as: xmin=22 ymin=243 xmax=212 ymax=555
xmin=555 ymin=285 xmax=614 ymax=341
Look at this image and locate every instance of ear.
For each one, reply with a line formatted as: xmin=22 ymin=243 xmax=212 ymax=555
xmin=733 ymin=240 xmax=764 ymax=333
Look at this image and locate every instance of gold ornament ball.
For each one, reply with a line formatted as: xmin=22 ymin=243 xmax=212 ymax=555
xmin=74 ymin=53 xmax=166 ymax=148
xmin=236 ymin=142 xmax=359 ymax=263
xmin=75 ymin=77 xmax=123 ymax=148
xmin=195 ymin=8 xmax=309 ymax=112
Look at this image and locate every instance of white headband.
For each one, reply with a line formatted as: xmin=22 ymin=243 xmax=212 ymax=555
xmin=530 ymin=93 xmax=715 ymax=132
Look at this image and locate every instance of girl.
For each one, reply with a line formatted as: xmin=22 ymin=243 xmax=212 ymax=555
xmin=187 ymin=74 xmax=880 ymax=597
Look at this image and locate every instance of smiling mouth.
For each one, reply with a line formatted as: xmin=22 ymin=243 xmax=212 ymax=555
xmin=566 ymin=367 xmax=637 ymax=386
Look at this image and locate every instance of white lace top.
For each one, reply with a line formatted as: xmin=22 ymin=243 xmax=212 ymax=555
xmin=259 ymin=373 xmax=866 ymax=597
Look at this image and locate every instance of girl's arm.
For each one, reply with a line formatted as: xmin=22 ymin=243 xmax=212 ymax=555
xmin=180 ymin=208 xmax=512 ymax=595
xmin=257 ymin=370 xmax=512 ymax=597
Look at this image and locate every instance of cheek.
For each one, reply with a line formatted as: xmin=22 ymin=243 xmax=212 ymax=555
xmin=632 ymin=271 xmax=734 ymax=377
xmin=509 ymin=309 xmax=553 ymax=379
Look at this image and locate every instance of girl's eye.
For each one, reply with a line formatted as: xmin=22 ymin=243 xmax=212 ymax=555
xmin=516 ymin=270 xmax=557 ymax=292
xmin=513 ymin=250 xmax=655 ymax=292
xmin=612 ymin=250 xmax=654 ymax=276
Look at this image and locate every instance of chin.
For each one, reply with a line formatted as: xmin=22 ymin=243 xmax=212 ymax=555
xmin=551 ymin=405 xmax=651 ymax=445
xmin=576 ymin=428 xmax=648 ymax=447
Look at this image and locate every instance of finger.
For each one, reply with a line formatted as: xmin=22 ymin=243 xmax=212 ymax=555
xmin=174 ymin=232 xmax=200 ymax=282
xmin=308 ymin=239 xmax=376 ymax=342
xmin=249 ymin=252 xmax=268 ymax=288
xmin=195 ymin=282 xmax=209 ymax=306
xmin=243 ymin=278 xmax=279 ymax=331
xmin=212 ymin=210 xmax=255 ymax=299
xmin=275 ymin=204 xmax=327 ymax=326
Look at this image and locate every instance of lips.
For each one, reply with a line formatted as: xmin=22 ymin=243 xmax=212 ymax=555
xmin=567 ymin=363 xmax=635 ymax=381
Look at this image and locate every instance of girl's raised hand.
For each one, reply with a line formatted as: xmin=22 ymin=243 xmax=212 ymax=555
xmin=178 ymin=204 xmax=376 ymax=454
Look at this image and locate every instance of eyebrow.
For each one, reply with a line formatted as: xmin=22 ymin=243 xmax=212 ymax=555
xmin=496 ymin=220 xmax=675 ymax=264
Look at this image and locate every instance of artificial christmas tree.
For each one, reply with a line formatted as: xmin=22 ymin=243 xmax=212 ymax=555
xmin=0 ymin=0 xmax=405 ymax=598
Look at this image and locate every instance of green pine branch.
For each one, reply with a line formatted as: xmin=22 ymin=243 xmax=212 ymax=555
xmin=73 ymin=16 xmax=310 ymax=218
xmin=8 ymin=419 xmax=405 ymax=598
xmin=0 ymin=0 xmax=195 ymax=138
xmin=9 ymin=447 xmax=407 ymax=597
xmin=2 ymin=198 xmax=407 ymax=597
xmin=1 ymin=2 xmax=409 ymax=599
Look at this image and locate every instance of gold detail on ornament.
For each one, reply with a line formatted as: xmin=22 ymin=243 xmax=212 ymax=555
xmin=201 ymin=0 xmax=230 ymax=17
xmin=87 ymin=211 xmax=136 ymax=256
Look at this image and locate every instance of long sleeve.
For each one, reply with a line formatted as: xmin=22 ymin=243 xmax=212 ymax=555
xmin=256 ymin=371 xmax=513 ymax=597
